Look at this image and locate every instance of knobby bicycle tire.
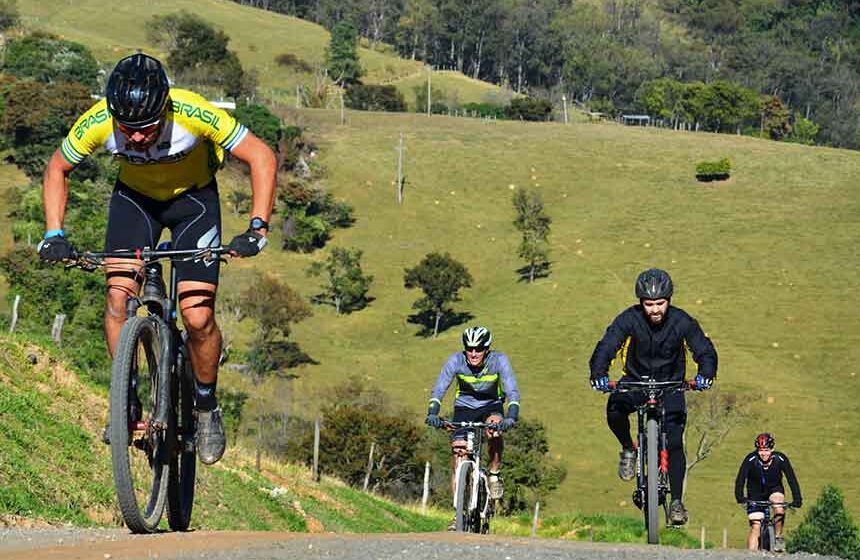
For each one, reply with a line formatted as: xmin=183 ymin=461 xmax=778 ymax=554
xmin=645 ymin=416 xmax=660 ymax=544
xmin=110 ymin=316 xmax=170 ymax=533
xmin=761 ymin=522 xmax=775 ymax=552
xmin=167 ymin=348 xmax=196 ymax=530
xmin=455 ymin=461 xmax=475 ymax=532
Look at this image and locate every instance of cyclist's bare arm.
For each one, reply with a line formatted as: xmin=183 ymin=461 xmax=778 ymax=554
xmin=229 ymin=131 xmax=277 ymax=230
xmin=42 ymin=149 xmax=76 ymax=232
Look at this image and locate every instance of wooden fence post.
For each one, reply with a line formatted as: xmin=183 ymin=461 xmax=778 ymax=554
xmin=700 ymin=526 xmax=706 ymax=550
xmin=9 ymin=294 xmax=20 ymax=333
xmin=312 ymin=416 xmax=320 ymax=482
xmin=722 ymin=527 xmax=728 ymax=549
xmin=562 ymin=95 xmax=568 ymax=124
xmin=421 ymin=461 xmax=430 ymax=514
xmin=531 ymin=501 xmax=540 ymax=537
xmin=396 ymin=132 xmax=405 ymax=204
xmin=363 ymin=441 xmax=375 ymax=491
xmin=51 ymin=313 xmax=65 ymax=345
xmin=340 ymin=94 xmax=345 ymax=125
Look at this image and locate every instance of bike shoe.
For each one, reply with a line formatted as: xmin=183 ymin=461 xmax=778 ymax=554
xmin=488 ymin=473 xmax=504 ymax=500
xmin=101 ymin=424 xmax=110 ymax=445
xmin=669 ymin=499 xmax=688 ymax=525
xmin=196 ymin=407 xmax=226 ymax=465
xmin=773 ymin=536 xmax=786 ymax=553
xmin=447 ymin=516 xmax=457 ymax=531
xmin=618 ymin=447 xmax=637 ymax=481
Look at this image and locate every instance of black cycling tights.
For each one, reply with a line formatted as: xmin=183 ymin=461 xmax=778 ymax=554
xmin=607 ymin=403 xmax=687 ymax=502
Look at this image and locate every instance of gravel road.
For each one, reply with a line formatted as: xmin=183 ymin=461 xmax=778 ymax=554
xmin=0 ymin=529 xmax=842 ymax=560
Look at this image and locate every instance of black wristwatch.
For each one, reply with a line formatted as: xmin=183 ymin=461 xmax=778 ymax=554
xmin=249 ymin=216 xmax=269 ymax=231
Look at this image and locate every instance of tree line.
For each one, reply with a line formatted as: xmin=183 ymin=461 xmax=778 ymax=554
xmin=233 ymin=0 xmax=860 ymax=149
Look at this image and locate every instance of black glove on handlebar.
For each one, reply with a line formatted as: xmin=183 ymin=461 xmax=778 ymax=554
xmin=425 ymin=414 xmax=444 ymax=428
xmin=37 ymin=235 xmax=74 ymax=263
xmin=228 ymin=229 xmax=268 ymax=257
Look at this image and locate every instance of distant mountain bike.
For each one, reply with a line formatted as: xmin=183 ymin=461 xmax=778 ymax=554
xmin=608 ymin=379 xmax=696 ymax=544
xmin=434 ymin=420 xmax=499 ymax=533
xmin=68 ymin=244 xmax=225 ymax=533
xmin=744 ymin=500 xmax=794 ymax=552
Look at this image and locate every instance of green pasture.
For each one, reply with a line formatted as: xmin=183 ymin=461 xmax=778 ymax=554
xmin=214 ymin=109 xmax=860 ymax=546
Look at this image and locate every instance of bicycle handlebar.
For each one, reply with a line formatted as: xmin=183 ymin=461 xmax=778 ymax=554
xmin=434 ymin=419 xmax=501 ymax=431
xmin=744 ymin=500 xmax=795 ymax=508
xmin=66 ymin=247 xmax=228 ymax=271
xmin=608 ymin=379 xmax=697 ymax=392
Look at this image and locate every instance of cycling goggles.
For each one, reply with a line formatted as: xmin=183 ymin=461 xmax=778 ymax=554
xmin=116 ymin=120 xmax=162 ymax=137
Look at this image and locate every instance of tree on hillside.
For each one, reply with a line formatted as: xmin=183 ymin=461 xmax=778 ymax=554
xmin=236 ymin=271 xmax=313 ymax=470
xmin=787 ymin=484 xmax=860 ymax=558
xmin=233 ymin=102 xmax=282 ymax=150
xmin=512 ymin=187 xmax=551 ymax=283
xmin=146 ymin=11 xmax=254 ymax=98
xmin=684 ymin=387 xmax=757 ymax=480
xmin=761 ymin=95 xmax=791 ymax=141
xmin=2 ymin=33 xmax=100 ymax=88
xmin=1 ymin=81 xmax=93 ymax=178
xmin=306 ymin=246 xmax=374 ymax=315
xmin=0 ymin=0 xmax=18 ymax=31
xmin=306 ymin=376 xmax=426 ymax=500
xmin=403 ymin=252 xmax=472 ymax=337
xmin=325 ymin=20 xmax=364 ymax=86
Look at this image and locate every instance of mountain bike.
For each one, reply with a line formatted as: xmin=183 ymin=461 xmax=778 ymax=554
xmin=68 ymin=244 xmax=225 ymax=533
xmin=745 ymin=500 xmax=794 ymax=552
xmin=434 ymin=420 xmax=499 ymax=533
xmin=608 ymin=379 xmax=696 ymax=544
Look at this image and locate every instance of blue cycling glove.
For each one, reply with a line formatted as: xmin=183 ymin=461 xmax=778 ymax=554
xmin=425 ymin=414 xmax=444 ymax=428
xmin=499 ymin=417 xmax=516 ymax=431
xmin=694 ymin=374 xmax=713 ymax=391
xmin=591 ymin=375 xmax=610 ymax=392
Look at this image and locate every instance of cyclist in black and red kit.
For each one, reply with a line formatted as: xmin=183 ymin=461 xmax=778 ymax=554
xmin=590 ymin=268 xmax=718 ymax=525
xmin=735 ymin=432 xmax=802 ymax=552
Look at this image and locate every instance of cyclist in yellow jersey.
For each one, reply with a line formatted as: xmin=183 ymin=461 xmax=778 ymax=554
xmin=38 ymin=53 xmax=277 ymax=465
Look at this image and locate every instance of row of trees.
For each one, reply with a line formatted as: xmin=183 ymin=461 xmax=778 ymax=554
xmin=235 ymin=0 xmax=860 ymax=148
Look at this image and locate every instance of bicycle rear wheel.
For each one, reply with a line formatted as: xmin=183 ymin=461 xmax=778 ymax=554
xmin=167 ymin=348 xmax=196 ymax=531
xmin=110 ymin=316 xmax=170 ymax=533
xmin=645 ymin=417 xmax=660 ymax=544
xmin=455 ymin=462 xmax=475 ymax=532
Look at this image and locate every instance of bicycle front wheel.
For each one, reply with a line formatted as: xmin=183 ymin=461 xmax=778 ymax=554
xmin=645 ymin=416 xmax=660 ymax=544
xmin=455 ymin=461 xmax=475 ymax=532
xmin=167 ymin=349 xmax=196 ymax=531
xmin=110 ymin=316 xmax=170 ymax=534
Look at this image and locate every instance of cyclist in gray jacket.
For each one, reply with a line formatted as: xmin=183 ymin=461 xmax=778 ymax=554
xmin=426 ymin=326 xmax=521 ymax=525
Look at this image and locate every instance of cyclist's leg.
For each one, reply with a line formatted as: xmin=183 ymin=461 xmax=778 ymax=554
xmin=606 ymin=392 xmax=638 ymax=448
xmin=770 ymin=491 xmax=786 ymax=536
xmin=483 ymin=405 xmax=505 ymax=472
xmin=165 ymin=182 xmax=222 ymax=399
xmin=103 ymin=183 xmax=163 ymax=355
xmin=748 ymin=515 xmax=764 ymax=550
xmin=664 ymin=410 xmax=687 ymax=503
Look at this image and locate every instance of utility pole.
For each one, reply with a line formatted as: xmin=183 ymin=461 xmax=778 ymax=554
xmin=426 ymin=65 xmax=432 ymax=117
xmin=396 ymin=132 xmax=405 ymax=204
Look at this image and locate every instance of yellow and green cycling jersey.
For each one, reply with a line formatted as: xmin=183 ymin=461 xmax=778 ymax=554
xmin=60 ymin=88 xmax=248 ymax=201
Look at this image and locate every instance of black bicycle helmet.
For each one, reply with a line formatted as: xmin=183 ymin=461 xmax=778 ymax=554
xmin=755 ymin=432 xmax=775 ymax=449
xmin=105 ymin=53 xmax=170 ymax=127
xmin=635 ymin=268 xmax=674 ymax=300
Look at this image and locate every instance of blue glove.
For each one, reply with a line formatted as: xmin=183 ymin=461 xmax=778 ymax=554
xmin=694 ymin=374 xmax=713 ymax=391
xmin=591 ymin=376 xmax=610 ymax=392
xmin=425 ymin=414 xmax=444 ymax=428
xmin=499 ymin=417 xmax=516 ymax=432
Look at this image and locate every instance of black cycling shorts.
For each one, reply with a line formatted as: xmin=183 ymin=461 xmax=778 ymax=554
xmin=104 ymin=181 xmax=222 ymax=285
xmin=451 ymin=402 xmax=504 ymax=441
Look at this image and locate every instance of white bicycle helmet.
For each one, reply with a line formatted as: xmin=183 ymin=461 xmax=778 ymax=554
xmin=462 ymin=326 xmax=493 ymax=349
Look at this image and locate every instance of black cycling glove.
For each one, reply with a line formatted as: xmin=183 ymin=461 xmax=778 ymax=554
xmin=228 ymin=229 xmax=268 ymax=257
xmin=37 ymin=234 xmax=74 ymax=263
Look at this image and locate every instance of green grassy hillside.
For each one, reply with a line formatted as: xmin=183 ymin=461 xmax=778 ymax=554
xmin=17 ymin=0 xmax=508 ymax=107
xmin=0 ymin=164 xmax=29 ymax=314
xmin=213 ymin=109 xmax=860 ymax=546
xmin=0 ymin=334 xmax=446 ymax=532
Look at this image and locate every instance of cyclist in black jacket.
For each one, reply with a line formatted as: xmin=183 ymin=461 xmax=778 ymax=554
xmin=590 ymin=268 xmax=718 ymax=525
xmin=735 ymin=432 xmax=802 ymax=552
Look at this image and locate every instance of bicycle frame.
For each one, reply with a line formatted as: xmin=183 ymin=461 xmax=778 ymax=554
xmin=746 ymin=500 xmax=793 ymax=552
xmin=452 ymin=423 xmax=491 ymax=519
xmin=609 ymin=379 xmax=693 ymax=544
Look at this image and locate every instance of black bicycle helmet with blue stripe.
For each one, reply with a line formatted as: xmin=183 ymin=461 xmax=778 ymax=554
xmin=105 ymin=53 xmax=170 ymax=128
